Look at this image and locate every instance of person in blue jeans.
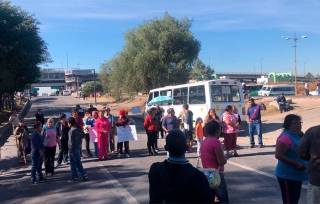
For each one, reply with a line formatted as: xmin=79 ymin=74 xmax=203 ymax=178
xmin=67 ymin=117 xmax=88 ymax=182
xmin=246 ymin=98 xmax=267 ymax=148
xmin=275 ymin=93 xmax=289 ymax=113
xmin=30 ymin=121 xmax=46 ymax=184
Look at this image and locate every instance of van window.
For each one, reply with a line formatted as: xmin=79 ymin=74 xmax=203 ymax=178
xmin=147 ymin=92 xmax=153 ymax=103
xmin=160 ymin=89 xmax=172 ymax=105
xmin=173 ymin=88 xmax=188 ymax=105
xmin=211 ymin=85 xmax=240 ymax=102
xmin=189 ymin=85 xmax=206 ymax=104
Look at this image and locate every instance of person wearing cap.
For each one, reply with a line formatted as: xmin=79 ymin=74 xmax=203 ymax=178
xmin=87 ymin=104 xmax=98 ymax=115
xmin=35 ymin=109 xmax=45 ymax=126
xmin=14 ymin=119 xmax=30 ymax=164
xmin=116 ymin=109 xmax=133 ymax=158
xmin=104 ymin=107 xmax=116 ymax=153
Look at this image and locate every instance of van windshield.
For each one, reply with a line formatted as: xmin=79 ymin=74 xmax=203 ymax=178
xmin=266 ymin=87 xmax=271 ymax=91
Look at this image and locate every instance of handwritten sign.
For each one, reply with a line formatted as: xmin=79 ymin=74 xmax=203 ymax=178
xmin=131 ymin=106 xmax=141 ymax=114
xmin=89 ymin=127 xmax=98 ymax=142
xmin=116 ymin=125 xmax=138 ymax=142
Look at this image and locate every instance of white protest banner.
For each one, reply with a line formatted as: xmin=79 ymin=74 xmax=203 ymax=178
xmin=89 ymin=127 xmax=98 ymax=142
xmin=131 ymin=106 xmax=141 ymax=114
xmin=116 ymin=125 xmax=138 ymax=142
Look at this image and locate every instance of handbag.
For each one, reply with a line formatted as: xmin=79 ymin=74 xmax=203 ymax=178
xmin=196 ymin=156 xmax=221 ymax=189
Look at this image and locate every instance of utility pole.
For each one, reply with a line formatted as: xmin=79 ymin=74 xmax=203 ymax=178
xmin=92 ymin=69 xmax=96 ymax=106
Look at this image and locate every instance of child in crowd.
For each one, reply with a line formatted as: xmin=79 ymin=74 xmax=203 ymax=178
xmin=195 ymin=117 xmax=204 ymax=156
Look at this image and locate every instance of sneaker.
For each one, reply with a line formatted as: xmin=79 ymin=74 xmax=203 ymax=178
xmin=185 ymin=150 xmax=191 ymax=153
xmin=249 ymin=144 xmax=255 ymax=148
xmin=63 ymin=161 xmax=70 ymax=165
xmin=55 ymin=163 xmax=61 ymax=168
xmin=125 ymin=154 xmax=130 ymax=158
xmin=68 ymin=178 xmax=79 ymax=183
xmin=117 ymin=154 xmax=122 ymax=158
xmin=155 ymin=149 xmax=158 ymax=153
xmin=83 ymin=174 xmax=88 ymax=181
xmin=149 ymin=152 xmax=153 ymax=156
xmin=259 ymin=145 xmax=263 ymax=148
xmin=31 ymin=180 xmax=38 ymax=184
xmin=38 ymin=177 xmax=47 ymax=182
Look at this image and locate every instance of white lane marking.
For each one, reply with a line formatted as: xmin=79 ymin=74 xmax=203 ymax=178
xmin=227 ymin=160 xmax=308 ymax=190
xmin=98 ymin=164 xmax=140 ymax=204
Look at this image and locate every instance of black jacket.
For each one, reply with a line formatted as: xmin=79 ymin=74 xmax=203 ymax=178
xmin=148 ymin=160 xmax=214 ymax=203
xmin=55 ymin=121 xmax=70 ymax=141
xmin=35 ymin=112 xmax=45 ymax=125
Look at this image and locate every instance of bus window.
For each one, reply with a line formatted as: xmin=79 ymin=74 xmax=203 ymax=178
xmin=160 ymin=89 xmax=173 ymax=105
xmin=173 ymin=88 xmax=188 ymax=105
xmin=154 ymin=91 xmax=159 ymax=98
xmin=147 ymin=92 xmax=153 ymax=103
xmin=189 ymin=85 xmax=206 ymax=104
xmin=211 ymin=85 xmax=240 ymax=102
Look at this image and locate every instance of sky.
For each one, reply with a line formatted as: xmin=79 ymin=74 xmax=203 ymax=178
xmin=9 ymin=0 xmax=320 ymax=76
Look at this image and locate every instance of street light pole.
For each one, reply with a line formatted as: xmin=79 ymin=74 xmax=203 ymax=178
xmin=92 ymin=69 xmax=96 ymax=106
xmin=260 ymin=57 xmax=264 ymax=75
xmin=283 ymin=33 xmax=307 ymax=95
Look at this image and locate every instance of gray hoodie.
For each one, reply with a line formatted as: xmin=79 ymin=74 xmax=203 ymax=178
xmin=68 ymin=127 xmax=83 ymax=153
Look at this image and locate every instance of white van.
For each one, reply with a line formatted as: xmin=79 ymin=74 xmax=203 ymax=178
xmin=258 ymin=85 xmax=295 ymax=96
xmin=62 ymin=90 xmax=70 ymax=96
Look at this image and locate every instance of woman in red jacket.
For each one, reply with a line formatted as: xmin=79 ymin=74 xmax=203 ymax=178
xmin=143 ymin=107 xmax=158 ymax=155
xmin=94 ymin=110 xmax=111 ymax=161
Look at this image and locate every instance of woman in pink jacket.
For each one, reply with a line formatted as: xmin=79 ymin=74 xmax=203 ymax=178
xmin=94 ymin=110 xmax=111 ymax=161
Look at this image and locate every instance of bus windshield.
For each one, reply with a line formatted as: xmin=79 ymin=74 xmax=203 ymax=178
xmin=211 ymin=85 xmax=240 ymax=102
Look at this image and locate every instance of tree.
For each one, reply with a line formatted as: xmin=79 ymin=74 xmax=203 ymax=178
xmin=82 ymin=81 xmax=103 ymax=96
xmin=190 ymin=58 xmax=215 ymax=80
xmin=0 ymin=0 xmax=52 ymax=110
xmin=100 ymin=12 xmax=200 ymax=97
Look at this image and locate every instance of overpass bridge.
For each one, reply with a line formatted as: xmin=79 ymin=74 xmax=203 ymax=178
xmin=215 ymin=72 xmax=308 ymax=82
xmin=31 ymin=68 xmax=97 ymax=91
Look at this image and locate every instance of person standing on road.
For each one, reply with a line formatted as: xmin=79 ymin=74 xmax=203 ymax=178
xmin=75 ymin=104 xmax=85 ymax=118
xmin=105 ymin=107 xmax=116 ymax=153
xmin=162 ymin=108 xmax=179 ymax=135
xmin=87 ymin=104 xmax=98 ymax=115
xmin=305 ymin=82 xmax=309 ymax=95
xmin=30 ymin=121 xmax=46 ymax=184
xmin=195 ymin=117 xmax=204 ymax=156
xmin=116 ymin=109 xmax=132 ymax=158
xmin=90 ymin=111 xmax=99 ymax=157
xmin=41 ymin=118 xmax=57 ymax=176
xmin=182 ymin=104 xmax=193 ymax=153
xmin=149 ymin=129 xmax=214 ymax=203
xmin=203 ymin=109 xmax=221 ymax=136
xmin=14 ymin=119 xmax=30 ymax=164
xmin=144 ymin=107 xmax=158 ymax=156
xmin=35 ymin=109 xmax=45 ymax=127
xmin=155 ymin=104 xmax=165 ymax=139
xmin=246 ymin=98 xmax=266 ymax=148
xmin=9 ymin=110 xmax=20 ymax=134
xmin=222 ymin=105 xmax=239 ymax=157
xmin=200 ymin=120 xmax=230 ymax=203
xmin=83 ymin=111 xmax=93 ymax=157
xmin=55 ymin=114 xmax=70 ymax=167
xmin=275 ymin=114 xmax=308 ymax=204
xmin=71 ymin=109 xmax=85 ymax=158
xmin=297 ymin=124 xmax=320 ymax=204
xmin=94 ymin=110 xmax=111 ymax=161
xmin=67 ymin=117 xmax=88 ymax=183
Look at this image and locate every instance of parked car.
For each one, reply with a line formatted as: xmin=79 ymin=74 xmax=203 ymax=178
xmin=258 ymin=84 xmax=295 ymax=96
xmin=62 ymin=90 xmax=70 ymax=96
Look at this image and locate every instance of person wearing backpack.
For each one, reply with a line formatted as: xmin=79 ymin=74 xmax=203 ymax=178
xmin=148 ymin=129 xmax=214 ymax=203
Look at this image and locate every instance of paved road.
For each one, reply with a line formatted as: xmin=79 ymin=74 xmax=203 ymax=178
xmin=0 ymin=96 xmax=310 ymax=204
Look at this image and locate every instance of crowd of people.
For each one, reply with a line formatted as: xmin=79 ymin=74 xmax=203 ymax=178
xmin=7 ymin=97 xmax=320 ymax=203
xmin=11 ymin=103 xmax=136 ymax=183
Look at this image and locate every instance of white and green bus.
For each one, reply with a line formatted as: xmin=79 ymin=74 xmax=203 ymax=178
xmin=145 ymin=79 xmax=246 ymax=122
